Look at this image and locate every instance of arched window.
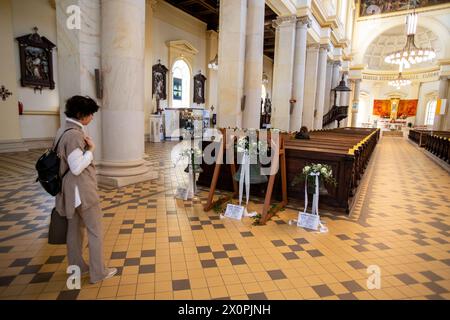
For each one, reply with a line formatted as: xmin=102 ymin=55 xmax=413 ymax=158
xmin=424 ymin=100 xmax=436 ymax=126
xmin=172 ymin=59 xmax=191 ymax=108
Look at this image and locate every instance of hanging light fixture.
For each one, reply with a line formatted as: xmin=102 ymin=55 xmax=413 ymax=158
xmin=384 ymin=3 xmax=436 ymax=69
xmin=388 ymin=72 xmax=412 ymax=89
xmin=208 ymin=54 xmax=218 ymax=70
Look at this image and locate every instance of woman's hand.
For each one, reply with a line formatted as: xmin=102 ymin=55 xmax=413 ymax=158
xmin=85 ymin=136 xmax=96 ymax=152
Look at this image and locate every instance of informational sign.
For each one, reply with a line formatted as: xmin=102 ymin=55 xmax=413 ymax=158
xmin=224 ymin=204 xmax=245 ymax=220
xmin=175 ymin=187 xmax=189 ymax=201
xmin=297 ymin=212 xmax=320 ymax=231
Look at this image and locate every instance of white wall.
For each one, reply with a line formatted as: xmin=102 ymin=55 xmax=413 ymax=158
xmin=12 ymin=0 xmax=60 ymax=139
xmin=152 ymin=1 xmax=207 ymax=111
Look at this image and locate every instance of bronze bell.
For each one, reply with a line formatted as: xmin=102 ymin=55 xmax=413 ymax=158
xmin=233 ymin=162 xmax=268 ymax=184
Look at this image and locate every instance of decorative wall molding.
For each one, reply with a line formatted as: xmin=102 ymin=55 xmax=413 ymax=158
xmin=272 ymin=15 xmax=297 ymax=29
xmin=362 ymin=67 xmax=441 ymax=82
xmin=21 ymin=110 xmax=60 ymax=116
xmin=0 ymin=139 xmax=27 ymax=153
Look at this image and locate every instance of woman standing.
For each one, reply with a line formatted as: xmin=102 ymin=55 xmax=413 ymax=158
xmin=55 ymin=96 xmax=117 ymax=284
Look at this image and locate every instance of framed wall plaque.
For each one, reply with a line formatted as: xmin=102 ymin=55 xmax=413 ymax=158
xmin=193 ymin=72 xmax=206 ymax=104
xmin=152 ymin=60 xmax=169 ymax=101
xmin=16 ymin=27 xmax=56 ymax=92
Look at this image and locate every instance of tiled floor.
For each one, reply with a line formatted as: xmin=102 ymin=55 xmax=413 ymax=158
xmin=0 ymin=136 xmax=449 ymax=300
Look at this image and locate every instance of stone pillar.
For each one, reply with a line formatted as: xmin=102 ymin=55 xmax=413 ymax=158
xmin=329 ymin=61 xmax=341 ymax=109
xmin=271 ymin=15 xmax=296 ymax=131
xmin=324 ymin=60 xmax=333 ymax=114
xmin=302 ymin=44 xmax=320 ymax=131
xmin=313 ymin=44 xmax=329 ymax=129
xmin=351 ymin=79 xmax=362 ymax=127
xmin=56 ymin=0 xmax=103 ymax=160
xmin=290 ymin=16 xmax=310 ymax=132
xmin=242 ymin=0 xmax=265 ymax=129
xmin=444 ymin=78 xmax=450 ymax=131
xmin=434 ymin=76 xmax=449 ymax=130
xmin=98 ymin=0 xmax=156 ymax=187
xmin=217 ymin=0 xmax=247 ymax=128
xmin=144 ymin=0 xmax=155 ymax=136
xmin=0 ymin=0 xmax=23 ymax=152
xmin=206 ymin=30 xmax=218 ymax=110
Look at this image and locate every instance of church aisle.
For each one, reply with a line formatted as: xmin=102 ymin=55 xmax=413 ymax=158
xmin=0 ymin=137 xmax=449 ymax=300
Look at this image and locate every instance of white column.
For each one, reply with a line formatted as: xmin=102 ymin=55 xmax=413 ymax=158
xmin=144 ymin=0 xmax=155 ymax=136
xmin=98 ymin=0 xmax=156 ymax=188
xmin=206 ymin=30 xmax=218 ymax=110
xmin=290 ymin=16 xmax=310 ymax=132
xmin=313 ymin=44 xmax=329 ymax=129
xmin=351 ymin=78 xmax=362 ymax=127
xmin=0 ymin=0 xmax=22 ymax=151
xmin=302 ymin=44 xmax=320 ymax=130
xmin=56 ymin=0 xmax=103 ymax=160
xmin=271 ymin=15 xmax=296 ymax=131
xmin=242 ymin=0 xmax=265 ymax=129
xmin=329 ymin=61 xmax=341 ymax=109
xmin=444 ymin=78 xmax=450 ymax=131
xmin=434 ymin=76 xmax=449 ymax=130
xmin=217 ymin=0 xmax=247 ymax=128
xmin=324 ymin=60 xmax=333 ymax=114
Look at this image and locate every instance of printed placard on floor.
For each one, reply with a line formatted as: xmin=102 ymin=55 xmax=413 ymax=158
xmin=297 ymin=212 xmax=320 ymax=231
xmin=224 ymin=204 xmax=245 ymax=220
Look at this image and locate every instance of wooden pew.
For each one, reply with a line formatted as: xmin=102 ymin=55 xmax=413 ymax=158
xmin=197 ymin=128 xmax=380 ymax=215
xmin=425 ymin=133 xmax=450 ymax=163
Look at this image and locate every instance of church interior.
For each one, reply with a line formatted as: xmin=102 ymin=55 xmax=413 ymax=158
xmin=0 ymin=0 xmax=449 ymax=301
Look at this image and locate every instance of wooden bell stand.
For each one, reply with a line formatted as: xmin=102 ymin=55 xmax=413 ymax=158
xmin=203 ymin=128 xmax=288 ymax=225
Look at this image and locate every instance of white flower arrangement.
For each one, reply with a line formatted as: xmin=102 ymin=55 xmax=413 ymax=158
xmin=293 ymin=163 xmax=337 ymax=188
xmin=179 ymin=147 xmax=202 ymax=160
xmin=236 ymin=136 xmax=268 ymax=155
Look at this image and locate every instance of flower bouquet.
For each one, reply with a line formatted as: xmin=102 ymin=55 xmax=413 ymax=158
xmin=179 ymin=147 xmax=203 ymax=174
xmin=292 ymin=163 xmax=337 ymax=194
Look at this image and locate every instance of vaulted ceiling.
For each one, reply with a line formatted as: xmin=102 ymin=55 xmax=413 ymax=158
xmin=164 ymin=0 xmax=278 ymax=59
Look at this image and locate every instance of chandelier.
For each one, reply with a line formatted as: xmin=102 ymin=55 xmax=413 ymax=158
xmin=384 ymin=11 xmax=436 ymax=69
xmin=388 ymin=72 xmax=411 ymax=89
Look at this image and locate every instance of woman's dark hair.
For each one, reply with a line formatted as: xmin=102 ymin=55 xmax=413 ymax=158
xmin=65 ymin=96 xmax=100 ymax=119
xmin=300 ymin=126 xmax=308 ymax=133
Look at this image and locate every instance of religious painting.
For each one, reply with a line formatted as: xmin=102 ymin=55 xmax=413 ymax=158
xmin=373 ymin=100 xmax=391 ymax=117
xmin=359 ymin=0 xmax=449 ymax=17
xmin=16 ymin=27 xmax=56 ymax=92
xmin=152 ymin=60 xmax=169 ymax=100
xmin=173 ymin=78 xmax=182 ymax=101
xmin=398 ymin=99 xmax=418 ymax=117
xmin=193 ymin=72 xmax=207 ymax=104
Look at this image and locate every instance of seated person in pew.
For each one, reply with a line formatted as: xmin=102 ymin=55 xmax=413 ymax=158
xmin=295 ymin=126 xmax=310 ymax=140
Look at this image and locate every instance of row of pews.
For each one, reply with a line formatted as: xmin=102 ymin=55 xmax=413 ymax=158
xmin=284 ymin=128 xmax=379 ymax=213
xmin=197 ymin=127 xmax=380 ymax=215
xmin=408 ymin=129 xmax=450 ymax=163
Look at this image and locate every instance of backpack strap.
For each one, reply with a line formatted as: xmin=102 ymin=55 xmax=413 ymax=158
xmin=53 ymin=128 xmax=76 ymax=152
xmin=54 ymin=128 xmax=76 ymax=181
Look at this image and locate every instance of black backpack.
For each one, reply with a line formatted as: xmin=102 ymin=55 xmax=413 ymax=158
xmin=35 ymin=129 xmax=74 ymax=196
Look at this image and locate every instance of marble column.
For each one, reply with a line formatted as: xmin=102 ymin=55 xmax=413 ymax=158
xmin=98 ymin=0 xmax=156 ymax=187
xmin=323 ymin=60 xmax=333 ymax=114
xmin=351 ymin=79 xmax=362 ymax=127
xmin=313 ymin=44 xmax=329 ymax=129
xmin=55 ymin=0 xmax=103 ymax=160
xmin=329 ymin=61 xmax=341 ymax=109
xmin=206 ymin=30 xmax=218 ymax=110
xmin=217 ymin=0 xmax=247 ymax=128
xmin=0 ymin=0 xmax=23 ymax=152
xmin=271 ymin=15 xmax=296 ymax=131
xmin=290 ymin=16 xmax=311 ymax=132
xmin=302 ymin=44 xmax=320 ymax=131
xmin=144 ymin=0 xmax=155 ymax=136
xmin=434 ymin=76 xmax=449 ymax=130
xmin=242 ymin=0 xmax=265 ymax=129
